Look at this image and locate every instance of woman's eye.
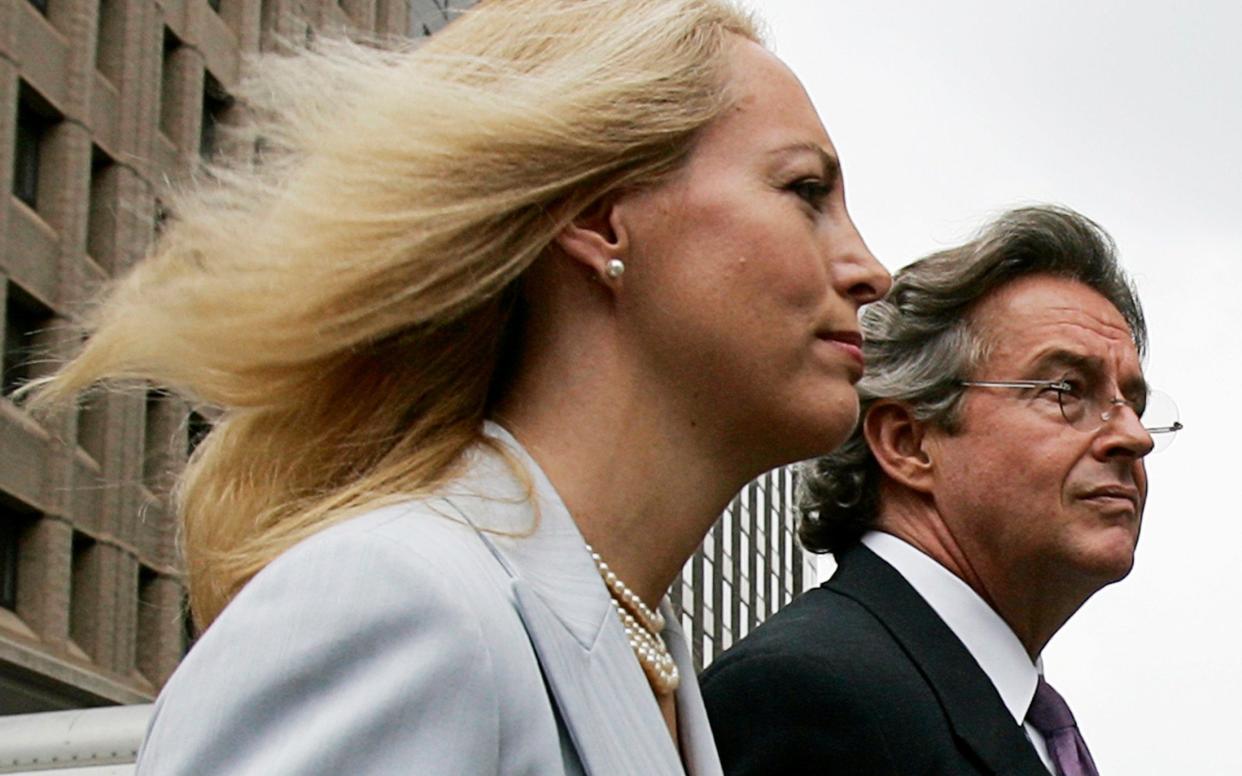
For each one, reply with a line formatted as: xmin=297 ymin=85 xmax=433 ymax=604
xmin=788 ymin=178 xmax=831 ymax=210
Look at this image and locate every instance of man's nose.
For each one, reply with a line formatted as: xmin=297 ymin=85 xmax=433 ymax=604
xmin=1094 ymin=400 xmax=1155 ymax=459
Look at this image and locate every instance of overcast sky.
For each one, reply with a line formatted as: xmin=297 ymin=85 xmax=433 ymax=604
xmin=752 ymin=2 xmax=1242 ymax=773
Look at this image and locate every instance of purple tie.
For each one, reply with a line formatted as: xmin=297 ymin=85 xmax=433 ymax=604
xmin=1026 ymin=676 xmax=1100 ymax=776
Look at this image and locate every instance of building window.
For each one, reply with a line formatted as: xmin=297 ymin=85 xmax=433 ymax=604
xmin=136 ymin=566 xmax=158 ymax=680
xmin=95 ymin=0 xmax=123 ymax=83
xmin=0 ymin=523 xmax=16 ymax=610
xmin=410 ymin=0 xmax=456 ymax=37
xmin=144 ymin=390 xmax=173 ymax=487
xmin=87 ymin=146 xmax=119 ymax=270
xmin=0 ymin=497 xmax=38 ymax=613
xmin=13 ymin=93 xmax=53 ymax=210
xmin=76 ymin=392 xmax=108 ymax=463
xmin=182 ymin=593 xmax=196 ymax=655
xmin=136 ymin=566 xmax=188 ymax=683
xmin=153 ymin=199 xmax=170 ymax=237
xmin=200 ymin=75 xmax=232 ymax=161
xmin=0 ymin=498 xmax=39 ymax=618
xmin=187 ymin=411 xmax=210 ymax=456
xmin=69 ymin=533 xmax=99 ymax=658
xmin=159 ymin=28 xmax=183 ymax=140
xmin=2 ymin=283 xmax=54 ymax=398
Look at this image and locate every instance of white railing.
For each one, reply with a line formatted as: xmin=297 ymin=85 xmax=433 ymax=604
xmin=0 ymin=705 xmax=151 ymax=775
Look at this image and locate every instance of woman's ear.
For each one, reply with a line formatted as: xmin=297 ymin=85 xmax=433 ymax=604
xmin=863 ymin=401 xmax=936 ymax=494
xmin=554 ymin=196 xmax=630 ymax=283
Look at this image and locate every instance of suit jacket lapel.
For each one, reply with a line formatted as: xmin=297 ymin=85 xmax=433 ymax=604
xmin=663 ymin=601 xmax=724 ymax=776
xmin=442 ymin=427 xmax=702 ymax=775
xmin=511 ymin=579 xmax=693 ymax=776
xmin=830 ymin=545 xmax=1050 ymax=776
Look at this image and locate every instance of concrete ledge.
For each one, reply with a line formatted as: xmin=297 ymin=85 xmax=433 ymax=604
xmin=0 ymin=637 xmax=153 ymax=713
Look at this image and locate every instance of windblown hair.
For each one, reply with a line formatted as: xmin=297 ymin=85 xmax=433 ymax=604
xmin=798 ymin=205 xmax=1147 ymax=554
xmin=31 ymin=0 xmax=760 ymax=628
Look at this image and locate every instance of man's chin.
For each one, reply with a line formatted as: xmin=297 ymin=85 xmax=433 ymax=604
xmin=1078 ymin=536 xmax=1138 ymax=586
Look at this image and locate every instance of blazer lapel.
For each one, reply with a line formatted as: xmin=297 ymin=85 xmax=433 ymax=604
xmin=441 ymin=426 xmax=693 ymax=776
xmin=511 ymin=579 xmax=688 ymax=776
xmin=663 ymin=601 xmax=723 ymax=776
xmin=830 ymin=545 xmax=1050 ymax=776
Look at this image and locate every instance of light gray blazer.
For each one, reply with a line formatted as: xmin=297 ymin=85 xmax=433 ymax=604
xmin=136 ymin=424 xmax=722 ymax=775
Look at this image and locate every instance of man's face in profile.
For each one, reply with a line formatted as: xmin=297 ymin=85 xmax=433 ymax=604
xmin=925 ymin=274 xmax=1151 ymax=597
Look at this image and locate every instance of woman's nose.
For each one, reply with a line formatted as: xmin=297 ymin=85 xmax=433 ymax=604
xmin=833 ymin=222 xmax=891 ymax=306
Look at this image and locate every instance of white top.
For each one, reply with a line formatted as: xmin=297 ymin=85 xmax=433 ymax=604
xmin=861 ymin=531 xmax=1055 ymax=774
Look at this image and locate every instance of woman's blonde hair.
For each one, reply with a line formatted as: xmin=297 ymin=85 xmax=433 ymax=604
xmin=31 ymin=0 xmax=760 ymax=628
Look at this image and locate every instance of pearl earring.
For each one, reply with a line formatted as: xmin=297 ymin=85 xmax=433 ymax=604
xmin=603 ymin=259 xmax=626 ymax=280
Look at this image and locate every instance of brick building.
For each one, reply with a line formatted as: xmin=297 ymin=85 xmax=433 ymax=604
xmin=0 ymin=0 xmax=812 ymax=714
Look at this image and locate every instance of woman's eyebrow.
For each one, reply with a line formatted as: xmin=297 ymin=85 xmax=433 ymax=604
xmin=768 ymin=142 xmax=840 ymax=184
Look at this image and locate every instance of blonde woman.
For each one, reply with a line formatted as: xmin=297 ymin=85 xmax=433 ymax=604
xmin=33 ymin=0 xmax=890 ymax=773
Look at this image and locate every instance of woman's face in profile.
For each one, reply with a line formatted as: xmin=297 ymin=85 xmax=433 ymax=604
xmin=614 ymin=37 xmax=892 ymax=466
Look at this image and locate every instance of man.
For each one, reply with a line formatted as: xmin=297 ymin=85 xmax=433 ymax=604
xmin=700 ymin=206 xmax=1181 ymax=775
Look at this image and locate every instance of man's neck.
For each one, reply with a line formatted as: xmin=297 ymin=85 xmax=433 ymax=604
xmin=860 ymin=531 xmax=1042 ymax=725
xmin=875 ymin=497 xmax=1086 ymax=659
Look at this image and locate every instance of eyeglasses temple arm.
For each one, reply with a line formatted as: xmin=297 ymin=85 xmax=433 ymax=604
xmin=1145 ymin=421 xmax=1184 ymax=434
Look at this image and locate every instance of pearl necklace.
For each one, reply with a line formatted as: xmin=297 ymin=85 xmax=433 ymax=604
xmin=586 ymin=544 xmax=680 ymax=695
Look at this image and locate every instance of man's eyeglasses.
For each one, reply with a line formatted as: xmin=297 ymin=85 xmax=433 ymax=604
xmin=958 ymin=379 xmax=1183 ymax=453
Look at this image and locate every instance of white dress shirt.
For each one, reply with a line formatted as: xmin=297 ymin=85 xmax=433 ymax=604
xmin=861 ymin=531 xmax=1055 ymax=774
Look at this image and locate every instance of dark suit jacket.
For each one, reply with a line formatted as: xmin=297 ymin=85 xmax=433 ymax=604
xmin=700 ymin=544 xmax=1050 ymax=775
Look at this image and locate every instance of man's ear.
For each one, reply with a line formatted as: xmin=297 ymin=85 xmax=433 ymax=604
xmin=863 ymin=401 xmax=937 ymax=494
xmin=553 ymin=196 xmax=630 ymax=279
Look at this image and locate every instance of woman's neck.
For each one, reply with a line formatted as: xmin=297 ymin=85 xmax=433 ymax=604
xmin=493 ymin=392 xmax=750 ymax=608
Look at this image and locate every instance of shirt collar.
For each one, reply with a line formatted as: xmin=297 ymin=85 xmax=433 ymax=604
xmin=860 ymin=531 xmax=1041 ymax=725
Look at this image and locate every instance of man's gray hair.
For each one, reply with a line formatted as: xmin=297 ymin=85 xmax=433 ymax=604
xmin=798 ymin=205 xmax=1147 ymax=554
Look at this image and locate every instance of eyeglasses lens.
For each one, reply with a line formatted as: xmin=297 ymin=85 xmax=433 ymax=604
xmin=1058 ymin=387 xmax=1180 ymax=452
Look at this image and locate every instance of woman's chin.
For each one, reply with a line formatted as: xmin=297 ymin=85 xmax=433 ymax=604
xmin=756 ymin=401 xmax=861 ymax=469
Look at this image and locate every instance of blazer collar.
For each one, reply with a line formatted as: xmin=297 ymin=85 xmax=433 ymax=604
xmin=438 ymin=423 xmax=719 ymax=775
xmin=830 ymin=544 xmax=1049 ymax=776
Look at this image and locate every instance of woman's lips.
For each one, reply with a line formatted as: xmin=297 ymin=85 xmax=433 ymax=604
xmin=818 ymin=331 xmax=865 ymax=371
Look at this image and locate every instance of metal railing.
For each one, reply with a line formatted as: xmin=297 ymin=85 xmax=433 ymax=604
xmin=0 ymin=704 xmax=151 ymax=775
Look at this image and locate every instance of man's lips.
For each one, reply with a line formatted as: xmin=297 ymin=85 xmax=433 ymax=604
xmin=1078 ymin=485 xmax=1141 ymax=512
